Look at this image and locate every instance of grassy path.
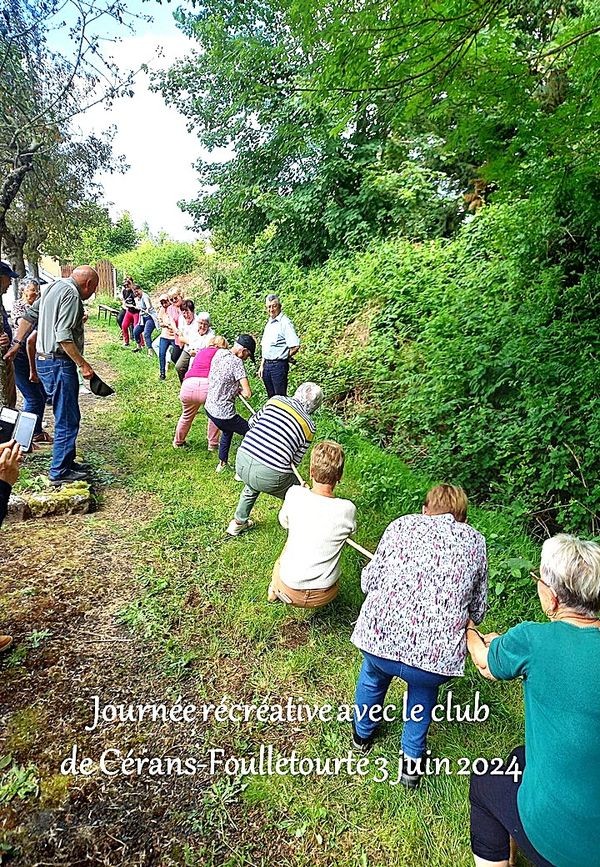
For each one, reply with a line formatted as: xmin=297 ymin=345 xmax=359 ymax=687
xmin=1 ymin=323 xmax=541 ymax=865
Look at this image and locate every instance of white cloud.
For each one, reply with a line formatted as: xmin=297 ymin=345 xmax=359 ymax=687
xmin=78 ymin=29 xmax=209 ymax=241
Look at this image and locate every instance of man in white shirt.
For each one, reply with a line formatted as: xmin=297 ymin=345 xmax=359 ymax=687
xmin=269 ymin=440 xmax=356 ymax=608
xmin=258 ymin=294 xmax=299 ymax=397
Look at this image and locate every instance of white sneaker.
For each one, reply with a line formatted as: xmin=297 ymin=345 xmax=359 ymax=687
xmin=234 ymin=473 xmax=243 ymax=482
xmin=215 ymin=462 xmax=228 ymax=473
xmin=226 ymin=519 xmax=254 ymax=536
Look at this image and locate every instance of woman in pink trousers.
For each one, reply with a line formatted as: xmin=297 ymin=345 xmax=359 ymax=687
xmin=173 ymin=336 xmax=228 ymax=450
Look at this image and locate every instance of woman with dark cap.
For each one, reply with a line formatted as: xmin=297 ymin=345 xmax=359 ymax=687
xmin=204 ymin=334 xmax=255 ymax=473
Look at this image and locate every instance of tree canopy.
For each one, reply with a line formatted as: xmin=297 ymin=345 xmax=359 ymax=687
xmin=156 ymin=0 xmax=600 ymax=264
xmin=0 ymin=0 xmax=144 ymax=271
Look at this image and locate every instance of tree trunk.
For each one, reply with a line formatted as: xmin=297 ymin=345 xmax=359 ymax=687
xmin=12 ymin=244 xmax=26 ymax=278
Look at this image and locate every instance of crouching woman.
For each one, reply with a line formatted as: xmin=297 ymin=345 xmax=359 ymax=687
xmin=269 ymin=440 xmax=357 ymax=608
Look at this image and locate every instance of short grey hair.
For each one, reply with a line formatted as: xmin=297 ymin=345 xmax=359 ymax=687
xmin=266 ymin=294 xmax=280 ymax=304
xmin=541 ymin=533 xmax=600 ymax=617
xmin=197 ymin=311 xmax=210 ymax=322
xmin=293 ymin=382 xmax=323 ymax=415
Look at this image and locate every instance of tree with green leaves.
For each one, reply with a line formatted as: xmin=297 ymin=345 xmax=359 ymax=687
xmin=0 ymin=0 xmax=145 ymax=261
xmin=157 ymin=0 xmax=600 ymax=264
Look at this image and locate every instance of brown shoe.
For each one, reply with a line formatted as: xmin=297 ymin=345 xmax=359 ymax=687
xmin=33 ymin=430 xmax=53 ymax=445
xmin=0 ymin=635 xmax=13 ymax=653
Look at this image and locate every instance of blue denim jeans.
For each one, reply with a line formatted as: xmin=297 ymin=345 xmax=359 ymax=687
xmin=36 ymin=356 xmax=81 ymax=480
xmin=205 ymin=411 xmax=249 ymax=463
xmin=158 ymin=338 xmax=175 ymax=376
xmin=13 ymin=349 xmax=46 ymax=436
xmin=134 ymin=317 xmax=156 ymax=349
xmin=353 ymin=650 xmax=451 ymax=758
xmin=262 ymin=359 xmax=289 ymax=397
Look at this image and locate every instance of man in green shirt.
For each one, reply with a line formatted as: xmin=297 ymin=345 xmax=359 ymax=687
xmin=6 ymin=266 xmax=98 ymax=484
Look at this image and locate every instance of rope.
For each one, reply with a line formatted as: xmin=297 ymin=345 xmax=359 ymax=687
xmin=237 ymin=393 xmax=374 ymax=560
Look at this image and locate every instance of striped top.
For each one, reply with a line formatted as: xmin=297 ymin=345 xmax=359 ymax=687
xmin=239 ymin=397 xmax=315 ymax=473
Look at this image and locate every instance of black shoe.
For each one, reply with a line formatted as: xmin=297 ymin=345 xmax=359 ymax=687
xmin=399 ymin=754 xmax=423 ymax=789
xmin=159 ymin=374 xmax=166 ymax=380
xmin=50 ymin=469 xmax=89 ymax=486
xmin=351 ymin=724 xmax=375 ymax=754
xmin=70 ymin=461 xmax=92 ymax=474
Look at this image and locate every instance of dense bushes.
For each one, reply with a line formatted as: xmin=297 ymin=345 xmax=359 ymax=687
xmin=185 ymin=199 xmax=598 ymax=535
xmin=112 ymin=241 xmax=204 ymax=290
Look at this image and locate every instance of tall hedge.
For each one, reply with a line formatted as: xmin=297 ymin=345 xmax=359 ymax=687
xmin=183 ymin=200 xmax=599 ymax=535
xmin=112 ymin=241 xmax=204 ymax=291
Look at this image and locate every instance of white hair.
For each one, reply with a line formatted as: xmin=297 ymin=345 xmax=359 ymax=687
xmin=197 ymin=311 xmax=210 ymax=322
xmin=293 ymin=382 xmax=323 ymax=415
xmin=541 ymin=533 xmax=600 ymax=616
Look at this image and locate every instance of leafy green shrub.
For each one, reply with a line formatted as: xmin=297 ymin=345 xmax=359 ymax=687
xmin=188 ymin=199 xmax=598 ymax=535
xmin=112 ymin=241 xmax=204 ymax=291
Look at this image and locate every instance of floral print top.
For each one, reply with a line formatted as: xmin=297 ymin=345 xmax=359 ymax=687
xmin=351 ymin=513 xmax=488 ymax=676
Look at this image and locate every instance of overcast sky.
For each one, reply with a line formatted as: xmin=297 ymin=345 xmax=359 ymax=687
xmin=77 ymin=1 xmax=217 ymax=241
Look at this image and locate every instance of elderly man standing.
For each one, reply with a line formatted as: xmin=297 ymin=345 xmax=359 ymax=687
xmin=258 ymin=294 xmax=300 ymax=398
xmin=6 ymin=265 xmax=99 ymax=485
xmin=0 ymin=260 xmax=19 ymax=408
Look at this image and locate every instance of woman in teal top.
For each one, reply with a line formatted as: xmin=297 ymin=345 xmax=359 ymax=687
xmin=467 ymin=533 xmax=600 ymax=867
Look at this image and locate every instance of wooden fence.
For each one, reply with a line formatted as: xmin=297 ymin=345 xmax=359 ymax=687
xmin=61 ymin=259 xmax=117 ymax=295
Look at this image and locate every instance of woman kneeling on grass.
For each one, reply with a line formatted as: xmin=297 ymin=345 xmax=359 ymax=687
xmin=173 ymin=336 xmax=228 ymax=450
xmin=269 ymin=440 xmax=356 ymax=608
xmin=350 ymin=484 xmax=488 ymax=788
xmin=467 ymin=533 xmax=600 ymax=867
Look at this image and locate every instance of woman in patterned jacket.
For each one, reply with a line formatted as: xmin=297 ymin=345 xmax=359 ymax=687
xmin=350 ymin=484 xmax=488 ymax=788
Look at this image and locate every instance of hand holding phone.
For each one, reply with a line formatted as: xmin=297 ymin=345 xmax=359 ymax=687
xmin=0 ymin=440 xmax=23 ymax=486
xmin=13 ymin=411 xmax=38 ymax=451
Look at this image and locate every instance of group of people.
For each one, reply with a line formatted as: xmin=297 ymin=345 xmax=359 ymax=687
xmin=2 ymin=262 xmax=598 ymax=866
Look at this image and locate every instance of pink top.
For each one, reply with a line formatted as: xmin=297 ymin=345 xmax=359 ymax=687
xmin=168 ymin=304 xmax=184 ymax=345
xmin=184 ymin=345 xmax=219 ymax=380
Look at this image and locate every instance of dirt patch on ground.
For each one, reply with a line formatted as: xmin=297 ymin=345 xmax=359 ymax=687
xmin=0 ymin=331 xmax=311 ymax=866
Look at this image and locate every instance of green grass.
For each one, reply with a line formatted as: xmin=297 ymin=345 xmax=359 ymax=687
xmin=91 ymin=320 xmax=542 ymax=866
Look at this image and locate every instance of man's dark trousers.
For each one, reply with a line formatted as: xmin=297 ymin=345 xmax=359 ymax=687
xmin=262 ymin=359 xmax=289 ymax=398
xmin=37 ymin=356 xmax=81 ymax=480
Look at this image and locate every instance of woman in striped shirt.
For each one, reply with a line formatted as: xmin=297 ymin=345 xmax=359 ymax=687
xmin=226 ymin=382 xmax=323 ymax=536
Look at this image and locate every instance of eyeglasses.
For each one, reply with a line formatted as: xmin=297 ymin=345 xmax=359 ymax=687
xmin=530 ymin=570 xmax=551 ymax=589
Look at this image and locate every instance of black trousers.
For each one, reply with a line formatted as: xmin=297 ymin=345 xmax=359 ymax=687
xmin=262 ymin=359 xmax=289 ymax=398
xmin=205 ymin=411 xmax=249 ymax=464
xmin=469 ymin=747 xmax=553 ymax=865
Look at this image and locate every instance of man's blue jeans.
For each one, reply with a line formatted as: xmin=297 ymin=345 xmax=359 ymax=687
xmin=353 ymin=650 xmax=451 ymax=759
xmin=13 ymin=350 xmax=46 ymax=436
xmin=158 ymin=338 xmax=175 ymax=376
xmin=37 ymin=356 xmax=81 ymax=480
